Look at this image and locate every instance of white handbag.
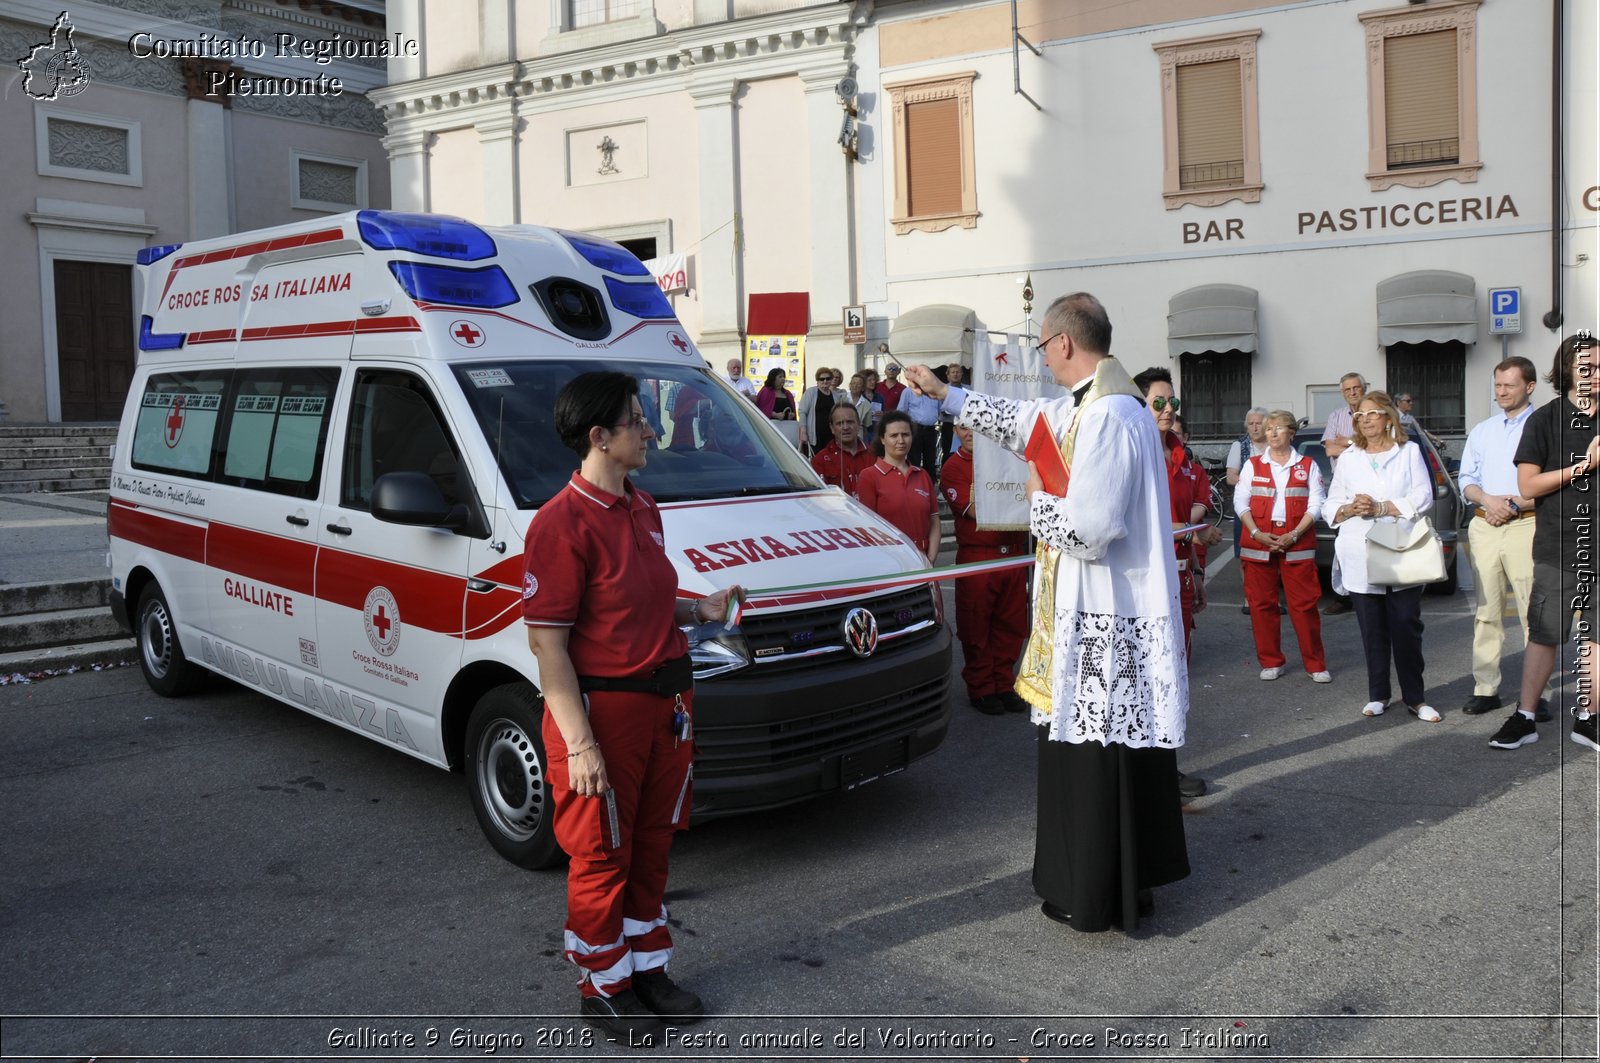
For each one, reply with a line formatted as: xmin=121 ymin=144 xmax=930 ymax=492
xmin=1366 ymin=516 xmax=1446 ymax=586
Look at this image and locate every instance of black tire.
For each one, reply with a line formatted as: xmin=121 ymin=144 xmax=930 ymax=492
xmin=135 ymin=582 xmax=207 ymax=697
xmin=465 ymin=683 xmax=564 ymax=869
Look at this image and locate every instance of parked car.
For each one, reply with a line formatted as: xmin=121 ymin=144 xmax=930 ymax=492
xmin=1293 ymin=427 xmax=1464 ymax=595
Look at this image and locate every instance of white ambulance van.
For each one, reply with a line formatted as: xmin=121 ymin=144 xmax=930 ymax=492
xmin=110 ymin=211 xmax=952 ymax=867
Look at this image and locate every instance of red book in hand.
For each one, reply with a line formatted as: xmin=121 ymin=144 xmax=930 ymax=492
xmin=1026 ymin=414 xmax=1070 ymax=497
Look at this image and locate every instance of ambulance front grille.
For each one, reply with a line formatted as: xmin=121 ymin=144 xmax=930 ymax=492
xmin=736 ymin=586 xmax=937 ymax=671
xmin=693 ymin=674 xmax=949 ymax=778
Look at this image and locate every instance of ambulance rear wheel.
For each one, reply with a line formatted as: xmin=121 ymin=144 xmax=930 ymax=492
xmin=466 ymin=683 xmax=563 ymax=869
xmin=136 ymin=583 xmax=206 ymax=697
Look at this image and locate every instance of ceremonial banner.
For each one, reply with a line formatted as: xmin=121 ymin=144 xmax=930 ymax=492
xmin=971 ymin=332 xmax=1069 ymax=528
xmin=644 ymin=252 xmax=688 ymax=294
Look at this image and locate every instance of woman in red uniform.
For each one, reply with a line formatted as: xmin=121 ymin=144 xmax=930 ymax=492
xmin=857 ymin=409 xmax=941 ymax=563
xmin=1235 ymin=410 xmax=1330 ymax=683
xmin=523 ymin=371 xmax=740 ymax=1044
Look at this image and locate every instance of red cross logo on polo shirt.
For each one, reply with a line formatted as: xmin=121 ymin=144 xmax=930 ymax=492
xmin=164 ymin=397 xmax=186 ymax=448
xmin=668 ymin=332 xmax=689 ymax=355
xmin=372 ymin=604 xmax=391 ymax=640
xmin=450 ymin=320 xmax=485 ymax=347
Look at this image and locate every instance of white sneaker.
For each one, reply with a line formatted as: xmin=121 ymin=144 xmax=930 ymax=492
xmin=1310 ymin=671 xmax=1333 ymax=683
xmin=1259 ymin=666 xmax=1284 ymax=681
xmin=1361 ymin=701 xmax=1387 ymax=717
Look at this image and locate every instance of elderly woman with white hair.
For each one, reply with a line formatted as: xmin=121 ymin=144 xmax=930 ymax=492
xmin=1226 ymin=407 xmax=1269 ymax=612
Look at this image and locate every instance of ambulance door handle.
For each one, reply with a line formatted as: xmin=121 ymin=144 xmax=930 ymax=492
xmin=285 ymin=514 xmax=310 ymax=527
xmin=326 ymin=521 xmax=353 ymax=536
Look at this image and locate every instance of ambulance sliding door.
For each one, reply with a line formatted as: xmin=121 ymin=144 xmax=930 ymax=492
xmin=313 ymin=367 xmax=472 ymax=763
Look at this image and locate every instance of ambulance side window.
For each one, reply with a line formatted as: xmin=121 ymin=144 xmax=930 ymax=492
xmin=219 ymin=368 xmax=339 ymax=499
xmin=343 ymin=370 xmax=462 ymax=509
xmin=130 ymin=371 xmax=229 ymax=479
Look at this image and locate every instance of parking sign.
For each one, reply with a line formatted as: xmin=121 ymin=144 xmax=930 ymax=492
xmin=1488 ymin=287 xmax=1521 ymax=334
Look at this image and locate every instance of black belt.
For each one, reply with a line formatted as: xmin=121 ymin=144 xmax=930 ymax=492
xmin=578 ymin=655 xmax=693 ymax=697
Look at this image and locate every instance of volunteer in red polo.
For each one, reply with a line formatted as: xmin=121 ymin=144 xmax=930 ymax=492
xmin=857 ymin=409 xmax=940 ymax=563
xmin=522 ymin=371 xmax=740 ymax=1046
xmin=940 ymin=424 xmax=1030 ymax=715
xmin=810 ymin=402 xmax=875 ymax=495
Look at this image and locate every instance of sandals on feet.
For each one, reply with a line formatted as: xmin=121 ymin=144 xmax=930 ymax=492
xmin=1407 ymin=703 xmax=1442 ymax=723
xmin=1361 ymin=701 xmax=1388 ymax=717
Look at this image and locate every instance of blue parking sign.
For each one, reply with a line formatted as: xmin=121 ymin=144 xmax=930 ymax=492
xmin=1488 ymin=287 xmax=1521 ymax=334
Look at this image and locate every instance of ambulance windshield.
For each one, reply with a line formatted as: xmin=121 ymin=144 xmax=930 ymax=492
xmin=452 ymin=360 xmax=820 ymax=507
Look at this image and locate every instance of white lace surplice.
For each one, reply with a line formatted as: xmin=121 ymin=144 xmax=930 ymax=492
xmin=958 ymin=390 xmax=1189 ymax=748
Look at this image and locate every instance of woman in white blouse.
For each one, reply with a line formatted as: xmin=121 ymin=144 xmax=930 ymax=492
xmin=1321 ymin=392 xmax=1439 ymax=721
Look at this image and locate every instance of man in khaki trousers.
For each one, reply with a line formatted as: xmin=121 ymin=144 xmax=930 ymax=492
xmin=1458 ymin=356 xmax=1545 ymax=718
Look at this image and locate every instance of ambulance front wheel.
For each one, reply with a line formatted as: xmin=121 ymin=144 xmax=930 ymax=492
xmin=466 ymin=683 xmax=564 ymax=869
xmin=135 ymin=583 xmax=206 ymax=697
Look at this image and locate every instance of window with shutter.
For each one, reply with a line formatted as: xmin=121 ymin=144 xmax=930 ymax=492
xmin=1361 ymin=1 xmax=1481 ymax=191
xmin=1154 ymin=32 xmax=1261 ymax=209
xmin=887 ymin=73 xmax=979 ymax=235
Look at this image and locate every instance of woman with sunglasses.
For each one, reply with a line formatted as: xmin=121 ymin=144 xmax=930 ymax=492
xmin=523 ymin=372 xmax=742 ymax=1043
xmin=1236 ymin=410 xmax=1330 ymax=684
xmin=1321 ymin=391 xmax=1439 ymax=721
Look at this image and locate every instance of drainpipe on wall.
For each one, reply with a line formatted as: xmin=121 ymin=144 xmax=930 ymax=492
xmin=1542 ymin=0 xmax=1564 ymax=329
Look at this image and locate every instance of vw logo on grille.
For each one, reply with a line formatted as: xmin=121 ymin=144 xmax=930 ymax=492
xmin=842 ymin=607 xmax=879 ymax=658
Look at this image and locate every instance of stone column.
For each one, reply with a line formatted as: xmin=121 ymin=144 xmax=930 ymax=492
xmin=182 ymin=59 xmax=233 ymax=238
xmin=800 ymin=69 xmax=855 ymax=369
xmin=689 ymin=75 xmax=742 ymax=363
xmin=479 ymin=0 xmax=513 ymax=65
xmin=388 ymin=0 xmax=424 ymax=83
xmin=478 ymin=113 xmax=520 ymax=224
xmin=383 ymin=129 xmax=433 ymax=211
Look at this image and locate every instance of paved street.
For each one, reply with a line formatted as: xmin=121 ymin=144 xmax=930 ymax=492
xmin=1 ymin=552 xmax=1595 ymax=1061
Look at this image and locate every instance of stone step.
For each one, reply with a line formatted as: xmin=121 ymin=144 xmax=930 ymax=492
xmin=0 ymin=454 xmax=110 ymax=470
xmin=0 ymin=477 xmax=110 ymax=494
xmin=0 ymin=422 xmax=118 ymax=435
xmin=0 ymin=605 xmax=126 ymax=650
xmin=0 ymin=637 xmax=138 ymax=677
xmin=0 ymin=465 xmax=108 ymax=483
xmin=0 ymin=578 xmax=111 ymax=618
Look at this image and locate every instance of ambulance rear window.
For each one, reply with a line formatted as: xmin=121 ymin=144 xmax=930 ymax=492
xmin=220 ymin=368 xmax=338 ymax=499
xmin=131 ymin=372 xmax=228 ymax=478
xmin=452 ymin=359 xmax=818 ymax=508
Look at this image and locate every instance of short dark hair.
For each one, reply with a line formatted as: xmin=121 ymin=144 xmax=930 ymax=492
xmin=1132 ymin=366 xmax=1173 ymax=396
xmin=1546 ymin=333 xmax=1596 ymax=394
xmin=874 ymin=409 xmax=913 ymax=457
xmin=1040 ymin=292 xmax=1112 ymax=355
xmin=1495 ymin=355 xmax=1537 ymax=384
xmin=554 ymin=371 xmax=638 ymax=459
xmin=830 ymin=402 xmax=860 ymax=424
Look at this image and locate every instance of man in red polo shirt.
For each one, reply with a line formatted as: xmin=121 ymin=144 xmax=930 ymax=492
xmin=810 ymin=403 xmax=874 ymax=495
xmin=940 ymin=424 xmax=1030 ymax=715
xmin=877 ymin=362 xmax=906 ymax=411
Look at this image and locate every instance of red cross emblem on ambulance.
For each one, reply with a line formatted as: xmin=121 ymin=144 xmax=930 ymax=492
xmin=449 ymin=320 xmax=485 ymax=348
xmin=364 ymin=586 xmax=402 ymax=656
xmin=164 ymin=396 xmax=186 ymax=448
xmin=667 ymin=331 xmax=690 ymax=356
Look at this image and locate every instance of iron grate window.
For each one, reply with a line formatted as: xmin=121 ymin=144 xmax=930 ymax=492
xmin=1179 ymin=350 xmax=1252 ymax=439
xmin=1386 ymin=340 xmax=1466 ymax=434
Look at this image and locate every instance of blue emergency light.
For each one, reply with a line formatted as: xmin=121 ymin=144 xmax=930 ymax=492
xmin=562 ymin=232 xmax=652 ymax=276
xmin=139 ymin=315 xmax=185 ymax=351
xmin=388 ymin=261 xmax=519 ymax=309
xmin=359 ymin=211 xmax=497 ymax=261
xmin=604 ymin=277 xmax=675 ymax=320
xmin=137 ymin=244 xmax=182 ymax=266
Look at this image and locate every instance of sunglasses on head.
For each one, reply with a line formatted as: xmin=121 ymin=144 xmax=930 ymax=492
xmin=1149 ymin=396 xmax=1181 ymax=412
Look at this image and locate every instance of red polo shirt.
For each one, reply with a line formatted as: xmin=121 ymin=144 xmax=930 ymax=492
xmin=877 ymin=380 xmax=906 ymax=410
xmin=810 ymin=439 xmax=875 ymax=495
xmin=857 ymin=459 xmax=938 ymax=553
xmin=521 ymin=472 xmax=686 ymax=677
xmin=939 ymin=448 xmax=1029 ymax=552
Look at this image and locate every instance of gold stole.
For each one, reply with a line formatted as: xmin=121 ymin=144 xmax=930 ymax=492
xmin=1015 ymin=358 xmax=1145 ymax=713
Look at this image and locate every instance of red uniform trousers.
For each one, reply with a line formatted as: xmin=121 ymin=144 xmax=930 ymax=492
xmin=543 ymin=688 xmax=694 ymax=999
xmin=1241 ymin=520 xmax=1327 ymax=672
xmin=954 ymin=545 xmax=1030 ymax=700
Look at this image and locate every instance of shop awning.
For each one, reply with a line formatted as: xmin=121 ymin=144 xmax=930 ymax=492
xmin=1376 ymin=270 xmax=1477 ymax=346
xmin=887 ymin=304 xmax=977 ymax=363
xmin=747 ymin=292 xmax=810 ymax=335
xmin=1167 ymin=284 xmax=1259 ymax=357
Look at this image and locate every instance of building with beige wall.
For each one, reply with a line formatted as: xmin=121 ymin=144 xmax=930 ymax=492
xmin=0 ymin=0 xmax=392 ymax=423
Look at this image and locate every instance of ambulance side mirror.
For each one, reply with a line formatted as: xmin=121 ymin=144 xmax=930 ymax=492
xmin=372 ymin=471 xmax=481 ymax=535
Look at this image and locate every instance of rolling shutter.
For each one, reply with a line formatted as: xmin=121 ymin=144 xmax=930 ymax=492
xmin=1384 ymin=30 xmax=1458 ymax=167
xmin=1177 ymin=59 xmax=1243 ymax=189
xmin=906 ymin=98 xmax=962 ymax=216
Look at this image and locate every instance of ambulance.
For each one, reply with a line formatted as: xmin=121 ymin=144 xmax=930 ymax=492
xmin=109 ymin=211 xmax=952 ymax=868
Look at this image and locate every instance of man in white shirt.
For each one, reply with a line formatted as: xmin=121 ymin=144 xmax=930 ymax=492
xmin=724 ymin=358 xmax=756 ymax=401
xmin=1322 ymin=373 xmax=1366 ymax=460
xmin=1458 ymin=357 xmax=1544 ymax=718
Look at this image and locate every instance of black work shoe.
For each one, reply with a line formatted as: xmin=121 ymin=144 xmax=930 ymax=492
xmin=632 ymin=968 xmax=704 ymax=1024
xmin=1040 ymin=900 xmax=1072 ymax=924
xmin=1534 ymin=697 xmax=1552 ymax=723
xmin=970 ymin=694 xmax=1007 ymax=716
xmin=1462 ymin=694 xmax=1502 ymax=715
xmin=998 ymin=691 xmax=1031 ymax=714
xmin=1488 ymin=711 xmax=1538 ymax=750
xmin=1177 ymin=772 xmax=1208 ymax=800
xmin=580 ymin=989 xmax=666 ymax=1045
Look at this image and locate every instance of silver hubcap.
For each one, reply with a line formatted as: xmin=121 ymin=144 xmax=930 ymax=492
xmin=475 ymin=717 xmax=546 ymax=842
xmin=140 ymin=598 xmax=174 ymax=679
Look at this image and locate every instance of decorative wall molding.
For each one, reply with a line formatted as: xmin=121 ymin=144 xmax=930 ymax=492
xmin=884 ymin=71 xmax=978 ymax=235
xmin=1153 ymin=29 xmax=1263 ymax=211
xmin=34 ymin=107 xmax=143 ymax=188
xmin=1360 ymin=0 xmax=1481 ymax=191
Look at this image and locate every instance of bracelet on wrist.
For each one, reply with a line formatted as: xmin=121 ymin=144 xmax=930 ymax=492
xmin=566 ymin=739 xmax=599 ymax=758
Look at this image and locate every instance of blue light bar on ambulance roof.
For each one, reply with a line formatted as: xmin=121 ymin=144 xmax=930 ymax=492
xmin=358 ymin=210 xmax=497 ymax=261
xmin=562 ymin=232 xmax=652 ymax=277
xmin=139 ymin=315 xmax=185 ymax=351
xmin=137 ymin=244 xmax=182 ymax=266
xmin=604 ymin=277 xmax=675 ymax=320
xmin=388 ymin=261 xmax=519 ymax=309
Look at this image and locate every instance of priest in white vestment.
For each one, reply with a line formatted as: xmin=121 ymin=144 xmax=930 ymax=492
xmin=902 ymin=292 xmax=1190 ymax=933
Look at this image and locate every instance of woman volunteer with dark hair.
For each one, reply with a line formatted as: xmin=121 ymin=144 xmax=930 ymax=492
xmin=523 ymin=371 xmax=741 ymax=1044
xmin=857 ymin=409 xmax=941 ymax=564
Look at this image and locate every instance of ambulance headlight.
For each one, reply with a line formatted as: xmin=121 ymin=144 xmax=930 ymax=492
xmin=359 ymin=211 xmax=497 ymax=261
xmin=561 ymin=232 xmax=651 ymax=276
xmin=684 ymin=626 xmax=750 ymax=680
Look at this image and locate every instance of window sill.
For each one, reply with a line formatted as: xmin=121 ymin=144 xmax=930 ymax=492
xmin=892 ymin=211 xmax=979 ymax=235
xmin=1366 ymin=162 xmax=1481 ymax=191
xmin=1163 ymin=184 xmax=1263 ymax=211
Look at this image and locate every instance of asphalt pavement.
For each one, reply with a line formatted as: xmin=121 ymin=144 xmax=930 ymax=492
xmin=0 ymin=504 xmax=1596 ymax=1061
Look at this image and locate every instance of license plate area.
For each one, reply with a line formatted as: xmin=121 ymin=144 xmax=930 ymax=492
xmin=842 ymin=736 xmax=910 ymax=790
